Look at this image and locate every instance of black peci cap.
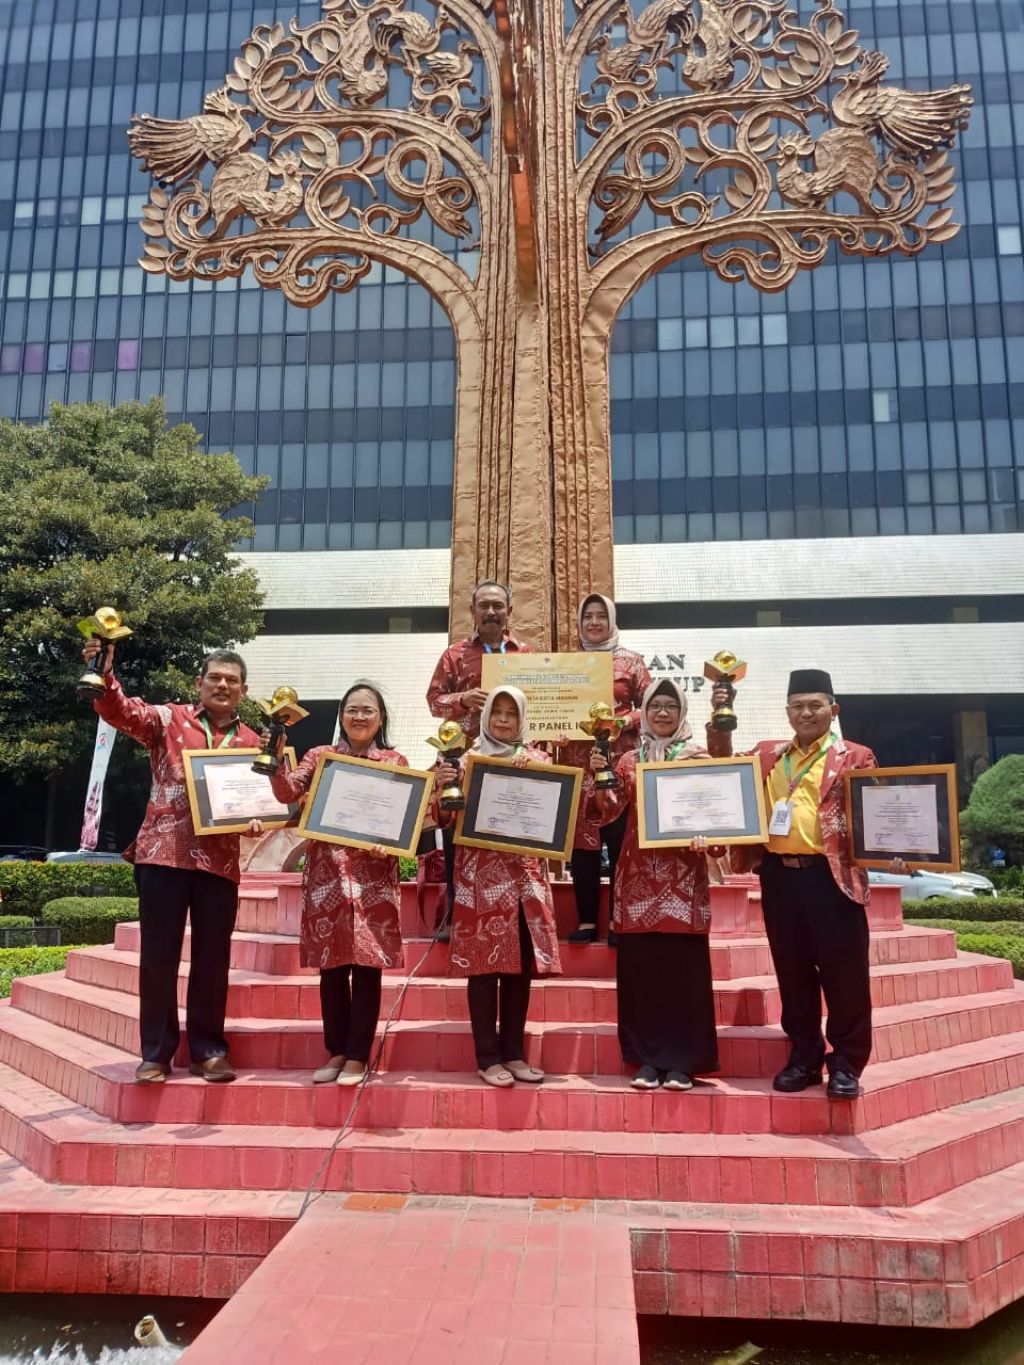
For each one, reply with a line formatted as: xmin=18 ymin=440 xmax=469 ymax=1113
xmin=787 ymin=669 xmax=834 ymax=697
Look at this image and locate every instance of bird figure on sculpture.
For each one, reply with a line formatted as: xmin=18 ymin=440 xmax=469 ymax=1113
xmin=420 ymin=43 xmax=477 ymax=106
xmin=595 ymin=0 xmax=695 ymax=86
xmin=208 ymin=151 xmax=305 ymax=234
xmin=771 ymin=129 xmax=880 ymax=211
xmin=832 ymin=51 xmax=972 ymax=156
xmin=683 ymin=0 xmax=735 ymax=90
xmin=128 ymin=88 xmax=255 ymax=185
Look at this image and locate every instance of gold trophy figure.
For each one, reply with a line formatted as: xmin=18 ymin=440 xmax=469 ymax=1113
xmin=703 ymin=651 xmax=747 ymax=732
xmin=427 ymin=721 xmax=469 ymax=811
xmin=76 ymin=607 xmax=132 ymax=699
xmin=580 ymin=702 xmax=627 ymax=790
xmin=252 ymin=686 xmax=309 ymax=776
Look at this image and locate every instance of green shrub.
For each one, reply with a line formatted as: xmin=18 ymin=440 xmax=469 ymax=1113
xmin=955 ymin=933 xmax=1024 ymax=979
xmin=40 ymin=896 xmax=139 ymax=945
xmin=0 ymin=862 xmax=135 ymax=917
xmin=0 ymin=946 xmax=76 ymax=999
xmin=399 ymin=856 xmax=418 ymax=882
xmin=961 ymin=756 xmax=1024 ymax=865
xmin=0 ymin=915 xmax=35 ymax=929
xmin=912 ymin=919 xmax=1024 ymax=938
xmin=904 ymin=896 xmax=1024 ymax=922
xmin=990 ymin=867 xmax=1024 ymax=894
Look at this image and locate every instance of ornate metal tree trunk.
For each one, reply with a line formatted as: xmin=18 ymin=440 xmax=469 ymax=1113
xmin=128 ymin=0 xmax=971 ymax=648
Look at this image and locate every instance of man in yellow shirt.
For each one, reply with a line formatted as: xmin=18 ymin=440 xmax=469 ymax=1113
xmin=738 ymin=669 xmax=881 ymax=1101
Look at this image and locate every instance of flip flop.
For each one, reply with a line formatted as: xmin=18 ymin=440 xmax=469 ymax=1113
xmin=478 ymin=1065 xmax=515 ymax=1088
xmin=505 ymin=1060 xmax=544 ymax=1083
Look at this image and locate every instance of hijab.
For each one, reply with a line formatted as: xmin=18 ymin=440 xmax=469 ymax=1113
xmin=477 ymin=685 xmax=528 ymax=758
xmin=638 ymin=677 xmax=695 ymax=763
xmin=577 ymin=593 xmax=619 ymax=652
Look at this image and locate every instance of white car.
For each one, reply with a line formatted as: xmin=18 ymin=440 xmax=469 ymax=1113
xmin=868 ymin=868 xmax=997 ymax=904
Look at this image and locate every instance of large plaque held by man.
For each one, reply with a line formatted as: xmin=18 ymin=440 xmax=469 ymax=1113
xmin=481 ymin=652 xmax=613 ymax=740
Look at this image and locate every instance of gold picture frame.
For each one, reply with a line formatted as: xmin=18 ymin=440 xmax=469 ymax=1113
xmin=845 ymin=764 xmax=960 ymax=871
xmin=635 ymin=754 xmax=769 ymax=849
xmin=183 ymin=747 xmax=300 ymax=836
xmin=296 ymin=752 xmax=435 ymax=858
xmin=454 ymin=754 xmax=583 ymax=860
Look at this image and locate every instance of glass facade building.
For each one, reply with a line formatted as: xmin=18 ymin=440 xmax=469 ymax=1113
xmin=0 ymin=0 xmax=1022 ymax=550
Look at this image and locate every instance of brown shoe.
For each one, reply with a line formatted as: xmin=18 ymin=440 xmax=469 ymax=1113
xmin=135 ymin=1061 xmax=170 ymax=1084
xmin=189 ymin=1055 xmax=236 ymax=1083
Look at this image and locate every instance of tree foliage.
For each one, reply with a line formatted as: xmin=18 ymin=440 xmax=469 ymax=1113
xmin=961 ymin=755 xmax=1024 ymax=865
xmin=0 ymin=399 xmax=267 ymax=781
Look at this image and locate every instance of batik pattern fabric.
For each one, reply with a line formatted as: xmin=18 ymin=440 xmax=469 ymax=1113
xmin=270 ymin=740 xmax=406 ymax=970
xmin=94 ymin=675 xmax=261 ymax=883
xmin=425 ymin=634 xmax=532 ymax=739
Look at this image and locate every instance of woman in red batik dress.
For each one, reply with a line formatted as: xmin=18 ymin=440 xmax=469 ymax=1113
xmin=590 ymin=677 xmax=727 ymax=1092
xmin=558 ymin=594 xmax=650 ymax=945
xmin=268 ymin=681 xmax=404 ymax=1088
xmin=434 ymin=685 xmax=561 ymax=1088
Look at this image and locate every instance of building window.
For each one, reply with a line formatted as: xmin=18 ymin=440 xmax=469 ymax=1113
xmin=872 ymin=391 xmax=896 ymax=423
xmin=997 ymin=225 xmax=1022 ymax=255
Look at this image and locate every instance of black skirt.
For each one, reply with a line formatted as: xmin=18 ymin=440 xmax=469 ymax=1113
xmin=616 ymin=931 xmax=719 ymax=1075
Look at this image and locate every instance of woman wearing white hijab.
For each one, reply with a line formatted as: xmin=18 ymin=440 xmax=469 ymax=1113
xmin=589 ymin=678 xmax=726 ymax=1090
xmin=433 ymin=686 xmax=561 ymax=1087
xmin=559 ymin=594 xmax=650 ymax=944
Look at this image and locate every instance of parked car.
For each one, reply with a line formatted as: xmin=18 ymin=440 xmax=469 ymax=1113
xmin=0 ymin=844 xmax=49 ymax=862
xmin=868 ymin=868 xmax=997 ymax=903
xmin=45 ymin=849 xmax=125 ymax=864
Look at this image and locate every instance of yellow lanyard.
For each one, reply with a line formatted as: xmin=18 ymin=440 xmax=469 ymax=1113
xmin=781 ymin=734 xmax=834 ymax=797
xmin=199 ymin=716 xmax=238 ymax=750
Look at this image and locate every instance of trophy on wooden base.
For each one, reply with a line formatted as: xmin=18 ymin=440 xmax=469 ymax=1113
xmin=703 ymin=651 xmax=747 ymax=732
xmin=580 ymin=702 xmax=626 ymax=789
xmin=427 ymin=721 xmax=469 ymax=811
xmin=252 ymin=686 xmax=308 ymax=776
xmin=76 ymin=607 xmax=132 ymax=699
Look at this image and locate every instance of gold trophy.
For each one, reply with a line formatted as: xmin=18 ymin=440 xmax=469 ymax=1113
xmin=703 ymin=651 xmax=747 ymax=732
xmin=580 ymin=702 xmax=626 ymax=789
xmin=252 ymin=686 xmax=309 ymax=776
xmin=426 ymin=720 xmax=469 ymax=811
xmin=76 ymin=607 xmax=132 ymax=699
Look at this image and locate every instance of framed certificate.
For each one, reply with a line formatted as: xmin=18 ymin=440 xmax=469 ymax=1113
xmin=297 ymin=753 xmax=434 ymax=857
xmin=455 ymin=755 xmax=583 ymax=860
xmin=481 ymin=652 xmax=614 ymax=740
xmin=635 ymin=755 xmax=769 ymax=849
xmin=183 ymin=748 xmax=300 ymax=836
xmin=845 ymin=764 xmax=960 ymax=871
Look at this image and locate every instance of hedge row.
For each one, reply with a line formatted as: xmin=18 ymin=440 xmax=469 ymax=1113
xmin=988 ymin=867 xmax=1024 ymax=894
xmin=0 ymin=947 xmax=76 ymax=999
xmin=40 ymin=897 xmax=138 ymax=945
xmin=0 ymin=862 xmax=135 ymax=916
xmin=912 ymin=919 xmax=1024 ymax=938
xmin=0 ymin=916 xmax=35 ymax=929
xmin=955 ymin=933 xmax=1024 ymax=979
xmin=904 ymin=896 xmax=1024 ymax=922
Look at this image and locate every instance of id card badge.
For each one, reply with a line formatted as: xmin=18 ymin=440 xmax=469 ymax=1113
xmin=768 ymin=800 xmax=793 ymax=837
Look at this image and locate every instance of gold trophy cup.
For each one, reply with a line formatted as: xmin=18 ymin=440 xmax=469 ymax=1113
xmin=252 ymin=686 xmax=309 ymax=776
xmin=703 ymin=651 xmax=747 ymax=732
xmin=76 ymin=607 xmax=133 ymax=699
xmin=580 ymin=701 xmax=627 ymax=789
xmin=426 ymin=720 xmax=469 ymax=811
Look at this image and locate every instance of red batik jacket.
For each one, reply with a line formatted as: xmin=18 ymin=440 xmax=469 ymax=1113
xmin=270 ymin=740 xmax=406 ymax=971
xmin=94 ymin=675 xmax=261 ymax=883
xmin=558 ymin=646 xmax=651 ymax=852
xmin=733 ymin=738 xmax=878 ymax=905
xmin=425 ymin=633 xmax=533 ymax=740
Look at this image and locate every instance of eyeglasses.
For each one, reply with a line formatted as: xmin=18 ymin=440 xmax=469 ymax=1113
xmin=343 ymin=707 xmax=380 ymax=718
xmin=648 ymin=702 xmax=681 ymax=715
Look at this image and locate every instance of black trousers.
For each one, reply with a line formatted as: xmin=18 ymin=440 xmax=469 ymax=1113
xmin=570 ymin=808 xmax=628 ymax=927
xmin=617 ymin=932 xmax=719 ymax=1075
xmin=466 ymin=907 xmax=535 ymax=1069
xmin=442 ymin=822 xmax=456 ymax=921
xmin=134 ymin=863 xmax=238 ymax=1066
xmin=320 ymin=964 xmax=382 ymax=1063
xmin=759 ymin=854 xmax=872 ymax=1077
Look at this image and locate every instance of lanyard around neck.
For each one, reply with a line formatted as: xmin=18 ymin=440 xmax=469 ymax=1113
xmin=782 ymin=733 xmax=835 ymax=796
xmin=482 ymin=639 xmax=507 ymax=655
xmin=199 ymin=715 xmax=238 ymax=750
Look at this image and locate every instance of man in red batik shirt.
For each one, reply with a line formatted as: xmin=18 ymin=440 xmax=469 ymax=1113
xmin=425 ymin=580 xmax=533 ymax=939
xmin=83 ymin=638 xmax=262 ymax=1085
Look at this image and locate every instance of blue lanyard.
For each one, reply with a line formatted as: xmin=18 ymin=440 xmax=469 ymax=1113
xmin=482 ymin=640 xmax=508 ymax=655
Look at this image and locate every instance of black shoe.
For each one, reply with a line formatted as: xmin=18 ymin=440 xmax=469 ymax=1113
xmin=607 ymin=929 xmax=619 ymax=947
xmin=568 ymin=924 xmax=598 ymax=944
xmin=826 ymin=1069 xmax=861 ymax=1100
xmin=772 ymin=1063 xmax=823 ymax=1093
xmin=630 ymin=1064 xmax=660 ymax=1090
xmin=662 ymin=1071 xmax=693 ymax=1091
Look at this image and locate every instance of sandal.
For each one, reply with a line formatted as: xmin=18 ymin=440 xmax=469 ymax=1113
xmin=505 ymin=1060 xmax=544 ymax=1084
xmin=478 ymin=1065 xmax=515 ymax=1088
xmin=312 ymin=1055 xmax=346 ymax=1084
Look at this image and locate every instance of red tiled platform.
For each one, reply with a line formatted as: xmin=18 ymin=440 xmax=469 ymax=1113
xmin=1 ymin=875 xmax=1024 ymax=1359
